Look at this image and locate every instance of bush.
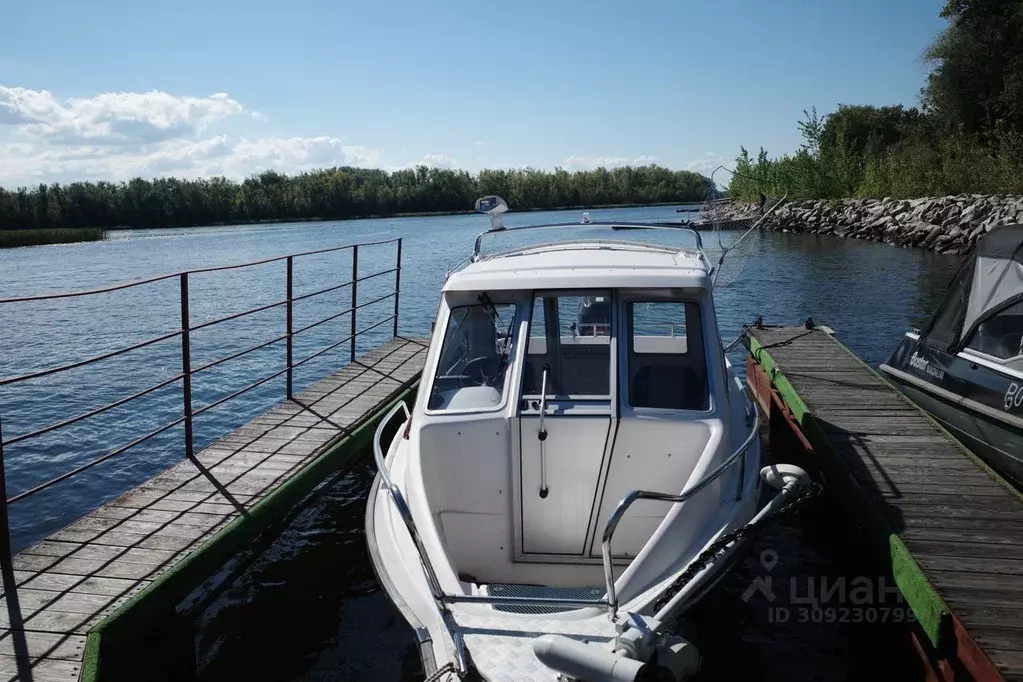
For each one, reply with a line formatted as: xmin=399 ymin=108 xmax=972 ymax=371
xmin=0 ymin=228 xmax=105 ymax=248
xmin=731 ymin=122 xmax=1023 ymax=200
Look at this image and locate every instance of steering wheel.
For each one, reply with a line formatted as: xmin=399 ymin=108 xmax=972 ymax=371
xmin=462 ymin=356 xmax=500 ymax=385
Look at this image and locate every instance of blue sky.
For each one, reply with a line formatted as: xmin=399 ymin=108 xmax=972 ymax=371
xmin=0 ymin=0 xmax=947 ymax=187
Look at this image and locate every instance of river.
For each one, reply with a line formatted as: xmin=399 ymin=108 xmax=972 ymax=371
xmin=0 ymin=205 xmax=958 ymax=680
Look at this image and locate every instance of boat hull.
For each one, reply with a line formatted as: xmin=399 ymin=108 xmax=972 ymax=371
xmin=366 ymin=430 xmax=765 ymax=680
xmin=881 ymin=334 xmax=1023 ymax=487
xmin=365 ymin=468 xmax=440 ymax=675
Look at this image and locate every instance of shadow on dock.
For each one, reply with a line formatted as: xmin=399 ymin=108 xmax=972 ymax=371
xmin=0 ymin=338 xmax=428 ymax=682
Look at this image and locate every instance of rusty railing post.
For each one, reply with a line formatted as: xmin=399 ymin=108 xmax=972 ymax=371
xmin=393 ymin=238 xmax=402 ymax=338
xmin=0 ymin=417 xmax=11 ymax=563
xmin=350 ymin=245 xmax=359 ymax=362
xmin=180 ymin=273 xmax=194 ymax=459
xmin=286 ymin=256 xmax=294 ymax=399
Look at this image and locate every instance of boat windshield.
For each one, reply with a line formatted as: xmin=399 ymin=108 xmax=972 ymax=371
xmin=428 ymin=296 xmax=518 ymax=412
xmin=472 ymin=224 xmax=704 ymax=262
xmin=965 ymin=299 xmax=1023 ymax=365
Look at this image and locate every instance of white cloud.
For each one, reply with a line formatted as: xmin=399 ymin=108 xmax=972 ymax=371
xmin=0 ymin=86 xmax=243 ymax=145
xmin=420 ymin=153 xmax=455 ymax=169
xmin=561 ymin=154 xmax=660 ymax=171
xmin=0 ymin=85 xmax=711 ymax=187
xmin=630 ymin=154 xmax=659 ymax=166
xmin=0 ymin=85 xmax=387 ymax=186
xmin=684 ymin=154 xmax=733 ymax=185
xmin=489 ymin=162 xmax=532 ymax=170
xmin=228 ymin=136 xmax=381 ymax=172
xmin=0 ymin=134 xmax=383 ymax=185
xmin=393 ymin=153 xmax=456 ymax=171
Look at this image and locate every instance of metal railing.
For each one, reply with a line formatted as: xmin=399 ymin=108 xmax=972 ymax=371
xmin=0 ymin=237 xmax=403 ymax=560
xmin=371 ymin=396 xmax=760 ymax=668
xmin=600 ymin=404 xmax=760 ymax=620
xmin=470 ymin=221 xmax=709 ymax=264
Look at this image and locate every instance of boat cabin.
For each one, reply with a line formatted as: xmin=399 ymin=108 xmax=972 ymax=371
xmin=406 ymin=229 xmax=748 ymax=588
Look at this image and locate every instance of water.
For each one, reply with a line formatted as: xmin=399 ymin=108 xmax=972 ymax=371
xmin=0 ymin=207 xmax=959 ymax=679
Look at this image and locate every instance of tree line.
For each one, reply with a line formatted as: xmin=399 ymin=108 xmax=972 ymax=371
xmin=730 ymin=0 xmax=1023 ymax=201
xmin=0 ymin=165 xmax=713 ymax=231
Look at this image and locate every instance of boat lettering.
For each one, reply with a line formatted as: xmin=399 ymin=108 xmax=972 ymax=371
xmin=1006 ymin=382 xmax=1023 ymax=411
xmin=908 ymin=352 xmax=945 ymax=380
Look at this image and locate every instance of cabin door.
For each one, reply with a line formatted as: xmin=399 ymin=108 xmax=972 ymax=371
xmin=518 ymin=291 xmax=614 ymax=556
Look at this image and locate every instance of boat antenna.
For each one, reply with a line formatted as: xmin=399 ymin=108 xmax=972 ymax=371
xmin=475 ymin=195 xmax=509 ymax=231
xmin=702 ymin=165 xmax=787 ymax=287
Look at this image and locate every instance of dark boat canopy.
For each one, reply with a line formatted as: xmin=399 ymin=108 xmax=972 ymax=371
xmin=920 ymin=224 xmax=1023 ymax=352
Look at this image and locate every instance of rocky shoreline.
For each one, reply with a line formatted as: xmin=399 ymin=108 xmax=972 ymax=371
xmin=708 ymin=195 xmax=1023 ymax=255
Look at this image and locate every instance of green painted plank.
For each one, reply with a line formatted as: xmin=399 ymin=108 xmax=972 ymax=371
xmin=748 ymin=332 xmax=953 ymax=650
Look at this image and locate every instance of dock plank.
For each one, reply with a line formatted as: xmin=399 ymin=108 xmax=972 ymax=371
xmin=0 ymin=632 xmax=86 ymax=661
xmin=750 ymin=326 xmax=1023 ymax=680
xmin=0 ymin=654 xmax=82 ymax=682
xmin=0 ymin=336 xmax=427 ymax=680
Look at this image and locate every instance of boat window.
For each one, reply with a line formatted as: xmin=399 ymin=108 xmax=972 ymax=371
xmin=965 ymin=300 xmax=1023 ymax=362
xmin=428 ymin=298 xmax=517 ymax=412
xmin=627 ymin=301 xmax=708 ymax=410
xmin=523 ymin=292 xmax=611 ymax=397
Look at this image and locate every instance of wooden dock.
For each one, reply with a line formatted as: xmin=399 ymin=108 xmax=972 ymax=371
xmin=747 ymin=326 xmax=1023 ymax=682
xmin=0 ymin=337 xmax=427 ymax=682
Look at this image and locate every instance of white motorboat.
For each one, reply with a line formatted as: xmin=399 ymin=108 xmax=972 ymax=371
xmin=366 ymin=197 xmax=812 ymax=682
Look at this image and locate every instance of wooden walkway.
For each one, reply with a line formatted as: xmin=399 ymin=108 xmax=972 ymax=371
xmin=749 ymin=326 xmax=1023 ymax=681
xmin=0 ymin=337 xmax=428 ymax=682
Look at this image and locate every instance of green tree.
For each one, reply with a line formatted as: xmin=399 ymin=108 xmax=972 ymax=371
xmin=923 ymin=0 xmax=1023 ymax=133
xmin=0 ymin=165 xmax=713 ymax=231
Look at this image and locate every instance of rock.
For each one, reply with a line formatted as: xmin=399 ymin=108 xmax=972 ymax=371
xmin=710 ymin=193 xmax=1015 ymax=254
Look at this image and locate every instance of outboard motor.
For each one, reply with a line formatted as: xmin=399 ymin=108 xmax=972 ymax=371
xmin=532 ymin=615 xmax=700 ymax=682
xmin=577 ymin=296 xmax=611 ymax=336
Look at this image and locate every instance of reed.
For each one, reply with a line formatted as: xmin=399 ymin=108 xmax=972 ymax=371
xmin=0 ymin=228 xmax=106 ymax=248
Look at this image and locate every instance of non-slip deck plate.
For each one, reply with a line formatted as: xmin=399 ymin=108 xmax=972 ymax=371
xmin=751 ymin=326 xmax=1023 ymax=681
xmin=0 ymin=337 xmax=427 ymax=682
xmin=451 ymin=606 xmax=617 ymax=682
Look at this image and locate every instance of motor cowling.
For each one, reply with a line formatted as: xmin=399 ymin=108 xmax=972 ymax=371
xmin=531 ymin=630 xmax=700 ymax=682
xmin=532 ymin=635 xmax=647 ymax=682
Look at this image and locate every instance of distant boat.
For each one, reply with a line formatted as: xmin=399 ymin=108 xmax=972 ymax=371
xmin=881 ymin=224 xmax=1023 ymax=487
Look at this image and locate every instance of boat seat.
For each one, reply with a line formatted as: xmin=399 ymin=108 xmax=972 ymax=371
xmin=632 ymin=365 xmax=704 ymax=410
xmin=969 ymin=319 xmax=1023 ymax=359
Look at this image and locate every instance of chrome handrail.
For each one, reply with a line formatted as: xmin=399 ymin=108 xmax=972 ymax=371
xmin=373 ymin=401 xmax=447 ymax=601
xmin=537 ymin=368 xmax=550 ymax=499
xmin=471 ymin=222 xmax=707 ymax=264
xmin=600 ymin=405 xmax=760 ymax=620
